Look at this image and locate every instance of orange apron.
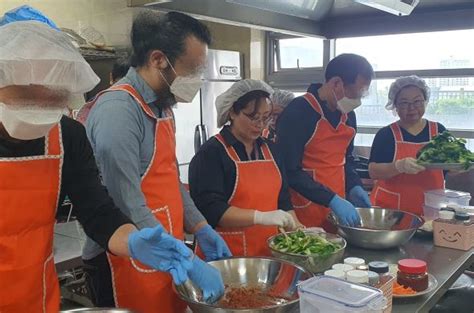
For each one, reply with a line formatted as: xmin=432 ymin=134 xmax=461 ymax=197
xmin=289 ymin=93 xmax=355 ymax=228
xmin=214 ymin=133 xmax=282 ymax=256
xmin=0 ymin=125 xmax=62 ymax=313
xmin=89 ymin=84 xmax=186 ymax=313
xmin=371 ymin=121 xmax=445 ymax=216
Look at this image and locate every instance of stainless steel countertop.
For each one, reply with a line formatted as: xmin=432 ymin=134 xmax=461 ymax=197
xmin=54 ymin=221 xmax=85 ymax=273
xmin=346 ymin=232 xmax=474 ymax=313
xmin=53 ymin=222 xmax=473 ymax=313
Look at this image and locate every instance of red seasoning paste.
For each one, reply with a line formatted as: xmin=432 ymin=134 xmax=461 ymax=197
xmin=397 ymin=259 xmax=429 ymax=292
xmin=219 ymin=286 xmax=291 ymax=309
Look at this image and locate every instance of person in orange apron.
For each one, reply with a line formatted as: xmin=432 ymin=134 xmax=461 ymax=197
xmin=189 ymin=79 xmax=300 ymax=257
xmin=369 ymin=76 xmax=445 ymax=216
xmin=276 ymin=54 xmax=375 ymax=229
xmin=262 ymin=89 xmax=295 ymax=142
xmin=0 ymin=20 xmax=199 ymax=313
xmin=85 ymin=11 xmax=227 ymax=312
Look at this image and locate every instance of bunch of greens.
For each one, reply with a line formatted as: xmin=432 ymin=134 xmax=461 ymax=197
xmin=417 ymin=131 xmax=474 ymax=169
xmin=271 ymin=230 xmax=341 ymax=256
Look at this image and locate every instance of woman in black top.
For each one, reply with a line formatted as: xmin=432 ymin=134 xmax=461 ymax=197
xmin=369 ymin=76 xmax=446 ymax=215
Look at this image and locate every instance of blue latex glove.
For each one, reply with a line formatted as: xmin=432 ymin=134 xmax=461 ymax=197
xmin=329 ymin=195 xmax=361 ymax=226
xmin=195 ymin=224 xmax=232 ymax=261
xmin=348 ymin=185 xmax=372 ymax=208
xmin=128 ymin=225 xmax=193 ymax=284
xmin=188 ymin=257 xmax=225 ymax=303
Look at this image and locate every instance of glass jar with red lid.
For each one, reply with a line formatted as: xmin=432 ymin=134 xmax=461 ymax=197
xmin=397 ymin=259 xmax=428 ymax=292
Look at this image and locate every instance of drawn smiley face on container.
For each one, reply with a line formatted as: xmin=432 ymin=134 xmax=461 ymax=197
xmin=439 ymin=229 xmax=462 ymax=243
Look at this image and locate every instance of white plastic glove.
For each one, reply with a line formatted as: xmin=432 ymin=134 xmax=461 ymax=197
xmin=254 ymin=210 xmax=296 ymax=229
xmin=395 ymin=157 xmax=426 ymax=174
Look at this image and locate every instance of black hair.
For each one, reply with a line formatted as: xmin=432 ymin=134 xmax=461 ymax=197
xmin=111 ymin=58 xmax=131 ymax=81
xmin=130 ymin=11 xmax=212 ymax=67
xmin=325 ymin=53 xmax=374 ymax=85
xmin=232 ymin=90 xmax=272 ymax=117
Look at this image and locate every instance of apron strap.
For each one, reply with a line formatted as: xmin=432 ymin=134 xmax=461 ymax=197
xmin=304 ymin=92 xmax=349 ymax=125
xmin=45 ymin=124 xmax=62 ymax=156
xmin=261 ymin=143 xmax=274 ymax=161
xmin=215 ymin=133 xmax=241 ymax=162
xmin=303 ymin=92 xmax=324 ymax=116
xmin=428 ymin=121 xmax=438 ymax=139
xmin=85 ymin=84 xmax=157 ymax=120
xmin=390 ymin=122 xmax=404 ymax=142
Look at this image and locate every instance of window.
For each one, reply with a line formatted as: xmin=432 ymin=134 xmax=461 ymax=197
xmin=335 ymin=29 xmax=474 ymax=138
xmin=336 ymin=29 xmax=474 ymax=71
xmin=278 ymin=37 xmax=324 ymax=69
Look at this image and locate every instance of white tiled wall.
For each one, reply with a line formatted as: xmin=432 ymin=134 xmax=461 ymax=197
xmin=0 ymin=0 xmax=141 ymax=47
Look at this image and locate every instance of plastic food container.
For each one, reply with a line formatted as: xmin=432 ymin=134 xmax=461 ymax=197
xmin=424 ymin=189 xmax=471 ymax=209
xmin=298 ymin=276 xmax=387 ymax=313
xmin=397 ymin=259 xmax=428 ymax=292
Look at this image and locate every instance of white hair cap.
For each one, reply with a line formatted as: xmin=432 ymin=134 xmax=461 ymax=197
xmin=0 ymin=21 xmax=99 ymax=94
xmin=216 ymin=79 xmax=273 ymax=127
xmin=386 ymin=75 xmax=430 ymax=110
xmin=271 ymin=89 xmax=295 ymax=109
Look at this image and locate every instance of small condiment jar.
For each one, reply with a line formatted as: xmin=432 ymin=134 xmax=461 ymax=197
xmin=397 ymin=259 xmax=428 ymax=292
xmin=367 ymin=271 xmax=380 ymax=287
xmin=439 ymin=210 xmax=455 ymax=221
xmin=324 ymin=269 xmax=345 ymax=279
xmin=368 ymin=261 xmax=391 ymax=285
xmin=346 ymin=270 xmax=369 ymax=284
xmin=455 ymin=212 xmax=471 ymax=225
xmin=344 ymin=257 xmax=365 ymax=268
xmin=332 ymin=263 xmax=354 ymax=273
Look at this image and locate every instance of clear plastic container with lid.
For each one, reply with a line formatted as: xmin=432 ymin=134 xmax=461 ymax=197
xmin=298 ymin=276 xmax=387 ymax=313
xmin=424 ymin=189 xmax=471 ymax=209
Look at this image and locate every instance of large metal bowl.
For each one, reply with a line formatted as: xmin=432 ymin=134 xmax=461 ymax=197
xmin=267 ymin=231 xmax=346 ymax=274
xmin=174 ymin=257 xmax=311 ymax=313
xmin=60 ymin=309 xmax=134 ymax=312
xmin=329 ymin=207 xmax=424 ymax=249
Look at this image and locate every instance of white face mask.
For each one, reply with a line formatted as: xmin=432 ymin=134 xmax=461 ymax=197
xmin=0 ymin=103 xmax=65 ymax=140
xmin=160 ymin=58 xmax=203 ymax=103
xmin=333 ymin=89 xmax=362 ymax=114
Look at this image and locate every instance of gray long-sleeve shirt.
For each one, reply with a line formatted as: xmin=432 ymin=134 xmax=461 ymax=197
xmin=82 ymin=67 xmax=205 ymax=260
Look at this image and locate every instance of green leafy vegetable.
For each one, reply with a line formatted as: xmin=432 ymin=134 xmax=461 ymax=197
xmin=417 ymin=131 xmax=474 ymax=169
xmin=271 ymin=230 xmax=341 ymax=256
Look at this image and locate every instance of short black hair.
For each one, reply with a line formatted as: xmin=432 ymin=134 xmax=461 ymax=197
xmin=111 ymin=58 xmax=130 ymax=81
xmin=325 ymin=53 xmax=374 ymax=85
xmin=232 ymin=90 xmax=272 ymax=117
xmin=130 ymin=11 xmax=212 ymax=67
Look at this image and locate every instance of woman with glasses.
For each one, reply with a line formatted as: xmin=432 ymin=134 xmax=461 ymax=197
xmin=262 ymin=89 xmax=295 ymax=142
xmin=188 ymin=79 xmax=299 ymax=256
xmin=369 ymin=76 xmax=446 ymax=215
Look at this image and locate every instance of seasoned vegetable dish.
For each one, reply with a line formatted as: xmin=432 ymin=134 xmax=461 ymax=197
xmin=417 ymin=131 xmax=474 ymax=169
xmin=270 ymin=230 xmax=341 ymax=256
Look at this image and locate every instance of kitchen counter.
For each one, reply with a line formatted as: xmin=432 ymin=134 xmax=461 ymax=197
xmin=346 ymin=233 xmax=474 ymax=313
xmin=53 ymin=223 xmax=473 ymax=313
xmin=54 ymin=221 xmax=85 ymax=272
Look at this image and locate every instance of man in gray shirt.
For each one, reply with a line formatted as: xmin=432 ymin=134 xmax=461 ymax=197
xmin=83 ymin=11 xmax=230 ymax=310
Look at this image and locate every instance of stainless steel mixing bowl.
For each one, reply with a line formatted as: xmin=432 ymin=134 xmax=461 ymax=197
xmin=60 ymin=309 xmax=134 ymax=312
xmin=174 ymin=257 xmax=311 ymax=313
xmin=329 ymin=207 xmax=424 ymax=249
xmin=267 ymin=231 xmax=346 ymax=274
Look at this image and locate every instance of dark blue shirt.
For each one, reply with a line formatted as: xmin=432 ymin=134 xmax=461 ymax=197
xmin=276 ymin=83 xmax=362 ymax=207
xmin=369 ymin=121 xmax=447 ymax=164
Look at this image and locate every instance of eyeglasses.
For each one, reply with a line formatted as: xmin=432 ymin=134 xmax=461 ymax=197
xmin=242 ymin=112 xmax=272 ymax=126
xmin=395 ymin=99 xmax=425 ymax=109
